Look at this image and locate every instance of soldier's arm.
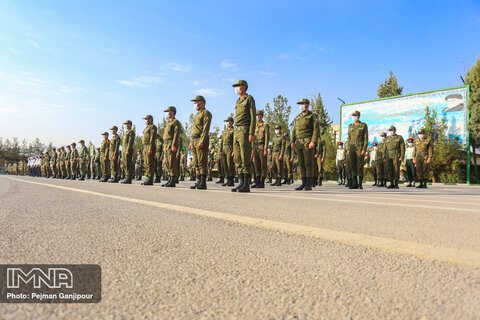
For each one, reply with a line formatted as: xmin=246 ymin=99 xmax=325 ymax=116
xmin=172 ymin=122 xmax=180 ymax=146
xmin=311 ymin=116 xmax=319 ymax=145
xmin=400 ymin=137 xmax=405 ymax=159
xmin=322 ymin=141 xmax=326 ymax=158
xmin=291 ymin=120 xmax=296 ymax=143
xmin=128 ymin=132 xmax=135 ymax=151
xmin=200 ymin=111 xmax=212 ymax=145
xmin=150 ymin=126 xmax=157 ymax=146
xmin=115 ymin=137 xmax=121 ymax=154
xmin=264 ymin=124 xmax=270 ymax=150
xmin=362 ymin=124 xmax=369 ymax=152
xmin=428 ymin=140 xmax=433 ymax=158
xmin=248 ymin=97 xmax=256 ymax=135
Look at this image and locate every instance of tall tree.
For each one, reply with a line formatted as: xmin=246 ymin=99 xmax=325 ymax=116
xmin=264 ymin=94 xmax=292 ymax=135
xmin=310 ymin=92 xmax=332 ymax=135
xmin=465 ymin=57 xmax=480 ymax=144
xmin=377 ymin=70 xmax=403 ymax=98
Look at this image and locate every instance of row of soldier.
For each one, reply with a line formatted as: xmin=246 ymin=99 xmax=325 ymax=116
xmin=16 ymin=80 xmax=433 ymax=191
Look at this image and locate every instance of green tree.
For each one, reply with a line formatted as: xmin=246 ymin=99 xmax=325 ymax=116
xmin=465 ymin=57 xmax=480 ymax=142
xmin=321 ymin=126 xmax=337 ymax=179
xmin=377 ymin=70 xmax=403 ymax=98
xmin=310 ymin=92 xmax=332 ymax=135
xmin=264 ymin=94 xmax=292 ymax=135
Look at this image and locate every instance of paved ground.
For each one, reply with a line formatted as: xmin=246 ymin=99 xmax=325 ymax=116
xmin=1 ymin=175 xmax=479 ymax=319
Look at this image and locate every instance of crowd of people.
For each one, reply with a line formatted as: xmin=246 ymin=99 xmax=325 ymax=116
xmin=6 ymin=80 xmax=434 ymax=191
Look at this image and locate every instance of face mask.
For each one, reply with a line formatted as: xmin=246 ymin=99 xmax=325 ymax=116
xmin=145 ymin=120 xmax=149 ymax=125
xmin=164 ymin=113 xmax=170 ymax=121
xmin=339 ymin=146 xmax=343 ymax=149
xmin=408 ymin=143 xmax=414 ymax=147
xmin=381 ymin=137 xmax=386 ymax=141
xmin=374 ymin=146 xmax=377 ymax=150
xmin=256 ymin=116 xmax=261 ymax=122
xmin=275 ymin=129 xmax=280 ymax=134
xmin=352 ymin=116 xmax=359 ymax=122
xmin=418 ymin=134 xmax=424 ymax=139
xmin=299 ymin=104 xmax=307 ymax=112
xmin=234 ymin=87 xmax=242 ymax=95
xmin=194 ymin=103 xmax=200 ymax=110
xmin=388 ymin=131 xmax=394 ymax=137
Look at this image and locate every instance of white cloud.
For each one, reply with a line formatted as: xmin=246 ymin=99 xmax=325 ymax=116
xmin=161 ymin=63 xmax=191 ymax=73
xmin=117 ymin=76 xmax=164 ymax=88
xmin=193 ymin=80 xmax=201 ymax=85
xmin=259 ymin=71 xmax=275 ymax=77
xmin=195 ymin=88 xmax=224 ymax=97
xmin=220 ymin=59 xmax=237 ymax=69
xmin=60 ymin=85 xmax=85 ymax=93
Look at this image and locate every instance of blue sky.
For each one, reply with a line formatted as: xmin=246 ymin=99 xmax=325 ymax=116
xmin=0 ymin=0 xmax=479 ymax=147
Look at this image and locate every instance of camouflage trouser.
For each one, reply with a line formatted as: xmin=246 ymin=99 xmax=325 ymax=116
xmin=66 ymin=162 xmax=71 ymax=177
xmin=110 ymin=153 xmax=120 ymax=179
xmin=71 ymin=161 xmax=78 ymax=177
xmin=295 ymin=139 xmax=314 ymax=178
xmin=271 ymin=151 xmax=283 ymax=178
xmin=314 ymin=157 xmax=324 ymax=179
xmin=95 ymin=161 xmax=101 ymax=178
xmin=348 ymin=145 xmax=364 ymax=177
xmin=143 ymin=145 xmax=155 ymax=178
xmin=101 ymin=154 xmax=110 ymax=178
xmin=52 ymin=163 xmax=57 ymax=177
xmin=386 ymin=155 xmax=401 ymax=180
xmin=123 ymin=151 xmax=134 ymax=178
xmin=233 ymin=127 xmax=252 ymax=175
xmin=79 ymin=161 xmax=87 ymax=177
xmin=252 ymin=144 xmax=267 ymax=178
xmin=415 ymin=155 xmax=429 ymax=180
xmin=164 ymin=143 xmax=178 ymax=176
xmin=192 ymin=138 xmax=209 ymax=175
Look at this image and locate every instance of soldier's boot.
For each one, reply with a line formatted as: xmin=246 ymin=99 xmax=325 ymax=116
xmin=231 ymin=174 xmax=244 ymax=192
xmin=422 ymin=180 xmax=428 ymax=188
xmin=162 ymin=176 xmax=172 ymax=187
xmin=207 ymin=176 xmax=213 ymax=182
xmin=154 ymin=176 xmax=161 ymax=183
xmin=227 ymin=176 xmax=235 ymax=186
xmin=318 ymin=177 xmax=323 ymax=186
xmin=216 ymin=177 xmax=224 ymax=184
xmin=79 ymin=176 xmax=85 ymax=181
xmin=372 ymin=179 xmax=377 ymax=186
xmin=174 ymin=176 xmax=179 ymax=184
xmin=266 ymin=177 xmax=272 ymax=184
xmin=190 ymin=176 xmax=201 ymax=189
xmin=251 ymin=176 xmax=260 ymax=188
xmin=180 ymin=176 xmax=185 ymax=181
xmin=100 ymin=176 xmax=108 ymax=182
xmin=121 ymin=176 xmax=132 ymax=184
xmin=338 ymin=178 xmax=343 ymax=185
xmin=270 ymin=178 xmax=278 ymax=186
xmin=304 ymin=178 xmax=312 ymax=191
xmin=166 ymin=176 xmax=176 ymax=187
xmin=238 ymin=174 xmax=251 ymax=193
xmin=416 ymin=180 xmax=422 ymax=188
xmin=281 ymin=178 xmax=287 ymax=184
xmin=386 ymin=180 xmax=395 ymax=189
xmin=412 ymin=181 xmax=416 ymax=187
xmin=141 ymin=176 xmax=153 ymax=186
xmin=312 ymin=178 xmax=317 ymax=187
xmin=222 ymin=176 xmax=230 ymax=186
xmin=275 ymin=177 xmax=282 ymax=186
xmin=197 ymin=175 xmax=207 ymax=190
xmin=258 ymin=177 xmax=266 ymax=188
xmin=288 ymin=177 xmax=293 ymax=185
xmin=295 ymin=177 xmax=306 ymax=191
xmin=394 ymin=179 xmax=399 ymax=189
xmin=358 ymin=177 xmax=363 ymax=189
xmin=234 ymin=176 xmax=239 ymax=183
xmin=349 ymin=177 xmax=359 ymax=189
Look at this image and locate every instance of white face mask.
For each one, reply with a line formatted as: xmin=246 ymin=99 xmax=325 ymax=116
xmin=352 ymin=116 xmax=359 ymax=122
xmin=234 ymin=87 xmax=242 ymax=95
xmin=256 ymin=116 xmax=261 ymax=122
xmin=339 ymin=146 xmax=343 ymax=149
xmin=388 ymin=131 xmax=394 ymax=137
xmin=275 ymin=129 xmax=280 ymax=135
xmin=299 ymin=104 xmax=307 ymax=112
xmin=408 ymin=142 xmax=414 ymax=147
xmin=194 ymin=103 xmax=200 ymax=110
xmin=374 ymin=146 xmax=377 ymax=150
xmin=145 ymin=120 xmax=149 ymax=125
xmin=164 ymin=113 xmax=170 ymax=121
xmin=418 ymin=134 xmax=424 ymax=139
xmin=381 ymin=137 xmax=386 ymax=141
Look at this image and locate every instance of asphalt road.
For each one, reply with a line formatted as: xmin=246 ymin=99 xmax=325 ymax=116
xmin=1 ymin=175 xmax=479 ymax=319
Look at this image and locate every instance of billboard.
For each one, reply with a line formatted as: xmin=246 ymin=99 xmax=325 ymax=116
xmin=340 ymin=86 xmax=469 ymax=147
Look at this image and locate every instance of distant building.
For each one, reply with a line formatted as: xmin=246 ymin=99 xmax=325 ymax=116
xmin=330 ymin=124 xmax=340 ymax=143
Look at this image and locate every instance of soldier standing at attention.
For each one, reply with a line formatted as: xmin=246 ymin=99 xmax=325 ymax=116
xmin=108 ymin=126 xmax=121 ymax=183
xmin=70 ymin=143 xmax=79 ymax=180
xmin=231 ymin=80 xmax=256 ymax=193
xmin=270 ymin=125 xmax=285 ymax=186
xmin=221 ymin=117 xmax=235 ymax=186
xmin=135 ymin=150 xmax=142 ymax=181
xmin=344 ymin=139 xmax=352 ymax=187
xmin=251 ymin=110 xmax=269 ymax=189
xmin=162 ymin=107 xmax=181 ymax=187
xmin=376 ymin=133 xmax=387 ymax=187
xmin=65 ymin=145 xmax=72 ymax=179
xmin=291 ymin=98 xmax=319 ymax=191
xmin=413 ymin=129 xmax=433 ymax=189
xmin=140 ymin=115 xmax=157 ymax=185
xmin=51 ymin=148 xmax=58 ymax=178
xmin=216 ymin=135 xmax=225 ymax=184
xmin=78 ymin=140 xmax=88 ymax=180
xmin=59 ymin=147 xmax=66 ymax=179
xmin=384 ymin=126 xmax=405 ymax=189
xmin=282 ymin=132 xmax=294 ymax=185
xmin=370 ymin=142 xmax=378 ymax=186
xmin=100 ymin=132 xmax=110 ymax=182
xmin=347 ymin=110 xmax=368 ymax=190
xmin=121 ymin=120 xmax=136 ymax=184
xmin=405 ymin=138 xmax=416 ymax=187
xmin=335 ymin=142 xmax=345 ymax=185
xmin=315 ymin=136 xmax=326 ymax=186
xmin=154 ymin=134 xmax=164 ymax=183
xmin=189 ymin=95 xmax=212 ymax=190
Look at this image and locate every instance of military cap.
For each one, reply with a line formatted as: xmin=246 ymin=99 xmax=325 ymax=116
xmin=96 ymin=147 xmax=100 ymax=150
xmin=372 ymin=142 xmax=378 ymax=146
xmin=143 ymin=114 xmax=153 ymax=119
xmin=224 ymin=116 xmax=234 ymax=122
xmin=352 ymin=110 xmax=361 ymax=116
xmin=123 ymin=120 xmax=132 ymax=125
xmin=163 ymin=106 xmax=176 ymax=113
xmin=52 ymin=147 xmax=56 ymax=150
xmin=232 ymin=80 xmax=248 ymax=87
xmin=67 ymin=145 xmax=71 ymax=148
xmin=418 ymin=129 xmax=425 ymax=134
xmin=101 ymin=132 xmax=109 ymax=135
xmin=190 ymin=95 xmax=205 ymax=102
xmin=71 ymin=142 xmax=76 ymax=146
xmin=380 ymin=132 xmax=387 ymax=137
xmin=338 ymin=141 xmax=344 ymax=145
xmin=110 ymin=125 xmax=118 ymax=131
xmin=296 ymin=98 xmax=310 ymax=105
xmin=78 ymin=139 xmax=85 ymax=144
xmin=256 ymin=110 xmax=264 ymax=115
xmin=388 ymin=126 xmax=396 ymax=131
xmin=275 ymin=125 xmax=282 ymax=129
